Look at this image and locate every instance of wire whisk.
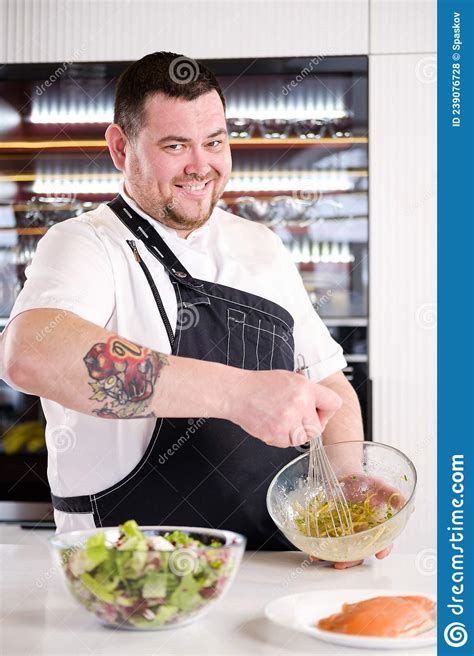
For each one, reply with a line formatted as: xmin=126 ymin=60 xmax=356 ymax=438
xmin=296 ymin=354 xmax=354 ymax=538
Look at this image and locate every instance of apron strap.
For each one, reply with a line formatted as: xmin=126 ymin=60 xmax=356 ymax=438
xmin=108 ymin=195 xmax=195 ymax=284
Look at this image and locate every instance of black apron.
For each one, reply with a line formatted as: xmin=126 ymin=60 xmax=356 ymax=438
xmin=51 ymin=195 xmax=301 ymax=549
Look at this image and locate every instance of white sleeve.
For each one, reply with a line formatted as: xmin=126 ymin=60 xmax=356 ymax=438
xmin=2 ymin=217 xmax=115 ymax=332
xmin=271 ymin=231 xmax=347 ymax=382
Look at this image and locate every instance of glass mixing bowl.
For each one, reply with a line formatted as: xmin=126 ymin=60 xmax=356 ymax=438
xmin=266 ymin=441 xmax=416 ymax=562
xmin=50 ymin=525 xmax=245 ymax=630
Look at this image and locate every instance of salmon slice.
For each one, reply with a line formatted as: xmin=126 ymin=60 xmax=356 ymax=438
xmin=317 ymin=595 xmax=436 ymax=638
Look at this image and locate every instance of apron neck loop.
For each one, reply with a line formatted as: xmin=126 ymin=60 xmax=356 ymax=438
xmin=108 ymin=195 xmax=193 ymax=283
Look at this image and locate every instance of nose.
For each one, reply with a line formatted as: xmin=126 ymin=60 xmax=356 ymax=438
xmin=183 ymin=147 xmax=212 ymax=180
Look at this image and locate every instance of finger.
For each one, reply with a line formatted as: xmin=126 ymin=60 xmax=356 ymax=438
xmin=333 ymin=560 xmax=364 ymax=569
xmin=309 ymin=555 xmax=322 ymax=562
xmin=290 ymin=426 xmax=310 ymax=447
xmin=312 ymin=382 xmax=342 ymax=412
xmin=290 ymin=421 xmax=322 ymax=447
xmin=317 ymin=408 xmax=335 ymax=431
xmin=311 ymin=383 xmax=342 ymax=428
xmin=375 ymin=544 xmax=393 ymax=559
xmin=302 ymin=420 xmax=323 ymax=441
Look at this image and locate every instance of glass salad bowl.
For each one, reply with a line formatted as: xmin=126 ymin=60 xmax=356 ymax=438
xmin=50 ymin=521 xmax=246 ymax=630
xmin=267 ymin=441 xmax=416 ymax=562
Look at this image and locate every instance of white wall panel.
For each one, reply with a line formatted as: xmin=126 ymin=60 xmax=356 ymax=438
xmin=0 ymin=0 xmax=369 ymax=63
xmin=370 ymin=0 xmax=436 ymax=54
xmin=369 ymin=53 xmax=436 ymax=553
xmin=0 ymin=1 xmax=437 ymax=557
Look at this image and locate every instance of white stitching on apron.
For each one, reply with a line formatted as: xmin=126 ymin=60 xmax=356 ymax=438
xmin=175 ymin=284 xmax=184 ymax=355
xmin=255 ymin=319 xmax=261 ymax=371
xmin=92 ymin=495 xmax=103 ymax=526
xmin=199 ymin=288 xmax=293 ymax=331
xmin=226 ymin=308 xmax=246 ymax=366
xmin=270 ymin=325 xmax=276 ymax=370
xmin=226 ymin=314 xmax=232 ymax=366
xmin=243 ymin=323 xmax=295 ymax=359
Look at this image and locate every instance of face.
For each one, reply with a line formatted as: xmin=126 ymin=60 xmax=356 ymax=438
xmin=113 ymin=90 xmax=232 ymax=236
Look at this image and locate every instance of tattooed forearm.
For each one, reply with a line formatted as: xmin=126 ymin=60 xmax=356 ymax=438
xmin=83 ymin=336 xmax=169 ymax=418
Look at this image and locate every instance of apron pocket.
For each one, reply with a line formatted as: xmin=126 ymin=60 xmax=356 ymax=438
xmin=226 ymin=308 xmax=294 ymax=371
xmin=226 ymin=308 xmax=246 ymax=368
xmin=176 ymin=295 xmax=211 ymax=331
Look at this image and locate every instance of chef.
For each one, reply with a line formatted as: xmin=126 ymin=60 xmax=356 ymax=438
xmin=0 ymin=51 xmax=390 ymax=566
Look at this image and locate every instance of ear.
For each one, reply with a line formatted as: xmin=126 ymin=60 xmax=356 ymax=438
xmin=105 ymin=123 xmax=128 ymax=171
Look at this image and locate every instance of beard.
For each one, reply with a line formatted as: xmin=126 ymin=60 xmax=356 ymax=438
xmin=125 ymin=163 xmax=224 ymax=232
xmin=150 ymin=186 xmax=221 ymax=231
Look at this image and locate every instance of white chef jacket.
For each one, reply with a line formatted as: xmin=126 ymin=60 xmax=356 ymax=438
xmin=2 ymin=185 xmax=346 ymax=533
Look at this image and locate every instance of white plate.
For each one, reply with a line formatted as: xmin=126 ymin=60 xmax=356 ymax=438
xmin=264 ymin=589 xmax=437 ymax=650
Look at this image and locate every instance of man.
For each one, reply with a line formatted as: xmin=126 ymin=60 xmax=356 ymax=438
xmin=0 ymin=52 xmax=389 ymax=566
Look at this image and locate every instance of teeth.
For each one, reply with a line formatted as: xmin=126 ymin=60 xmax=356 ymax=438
xmin=185 ymin=184 xmax=205 ymax=191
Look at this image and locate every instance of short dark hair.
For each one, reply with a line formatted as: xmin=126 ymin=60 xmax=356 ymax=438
xmin=114 ymin=51 xmax=226 ymax=140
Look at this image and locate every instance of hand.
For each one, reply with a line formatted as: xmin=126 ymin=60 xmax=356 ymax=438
xmin=225 ymin=369 xmax=342 ymax=449
xmin=306 ymin=474 xmax=406 ymax=569
xmin=338 ymin=473 xmax=406 ymax=513
xmin=309 ymin=544 xmax=393 ymax=569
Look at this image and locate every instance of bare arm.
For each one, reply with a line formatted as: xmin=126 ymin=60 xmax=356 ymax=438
xmin=0 ymin=309 xmax=342 ymax=447
xmin=319 ymin=370 xmax=365 ymax=445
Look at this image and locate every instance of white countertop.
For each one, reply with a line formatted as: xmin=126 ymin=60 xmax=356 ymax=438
xmin=0 ymin=525 xmax=436 ymax=656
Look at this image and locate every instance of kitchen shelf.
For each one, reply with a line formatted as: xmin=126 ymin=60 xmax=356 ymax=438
xmin=0 ymin=136 xmax=368 ymax=152
xmin=0 ymin=169 xmax=368 ymax=183
xmin=0 ymin=228 xmax=49 ymax=235
xmin=223 ymin=190 xmax=366 ymax=201
xmin=0 ymin=215 xmax=368 ymax=234
xmin=229 ymin=137 xmax=367 ymax=149
xmin=322 ymin=317 xmax=368 ymax=327
xmin=345 ymin=354 xmax=368 ymax=363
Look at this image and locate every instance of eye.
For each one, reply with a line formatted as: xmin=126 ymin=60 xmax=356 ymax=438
xmin=165 ymin=144 xmax=184 ymax=151
xmin=207 ymin=140 xmax=222 ymax=148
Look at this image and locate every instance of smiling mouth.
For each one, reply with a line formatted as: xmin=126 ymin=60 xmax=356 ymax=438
xmin=174 ymin=180 xmax=213 ymax=192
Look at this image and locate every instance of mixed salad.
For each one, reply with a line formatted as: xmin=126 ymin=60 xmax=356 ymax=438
xmin=61 ymin=520 xmax=234 ymax=628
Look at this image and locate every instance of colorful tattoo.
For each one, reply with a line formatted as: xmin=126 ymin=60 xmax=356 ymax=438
xmin=83 ymin=336 xmax=168 ymax=419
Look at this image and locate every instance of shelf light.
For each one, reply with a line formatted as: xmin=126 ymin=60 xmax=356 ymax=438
xmin=28 ymin=98 xmax=348 ymax=125
xmin=226 ymin=175 xmax=353 ymax=193
xmin=226 ymin=108 xmax=349 ymax=121
xmin=32 ymin=178 xmax=119 ymax=194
